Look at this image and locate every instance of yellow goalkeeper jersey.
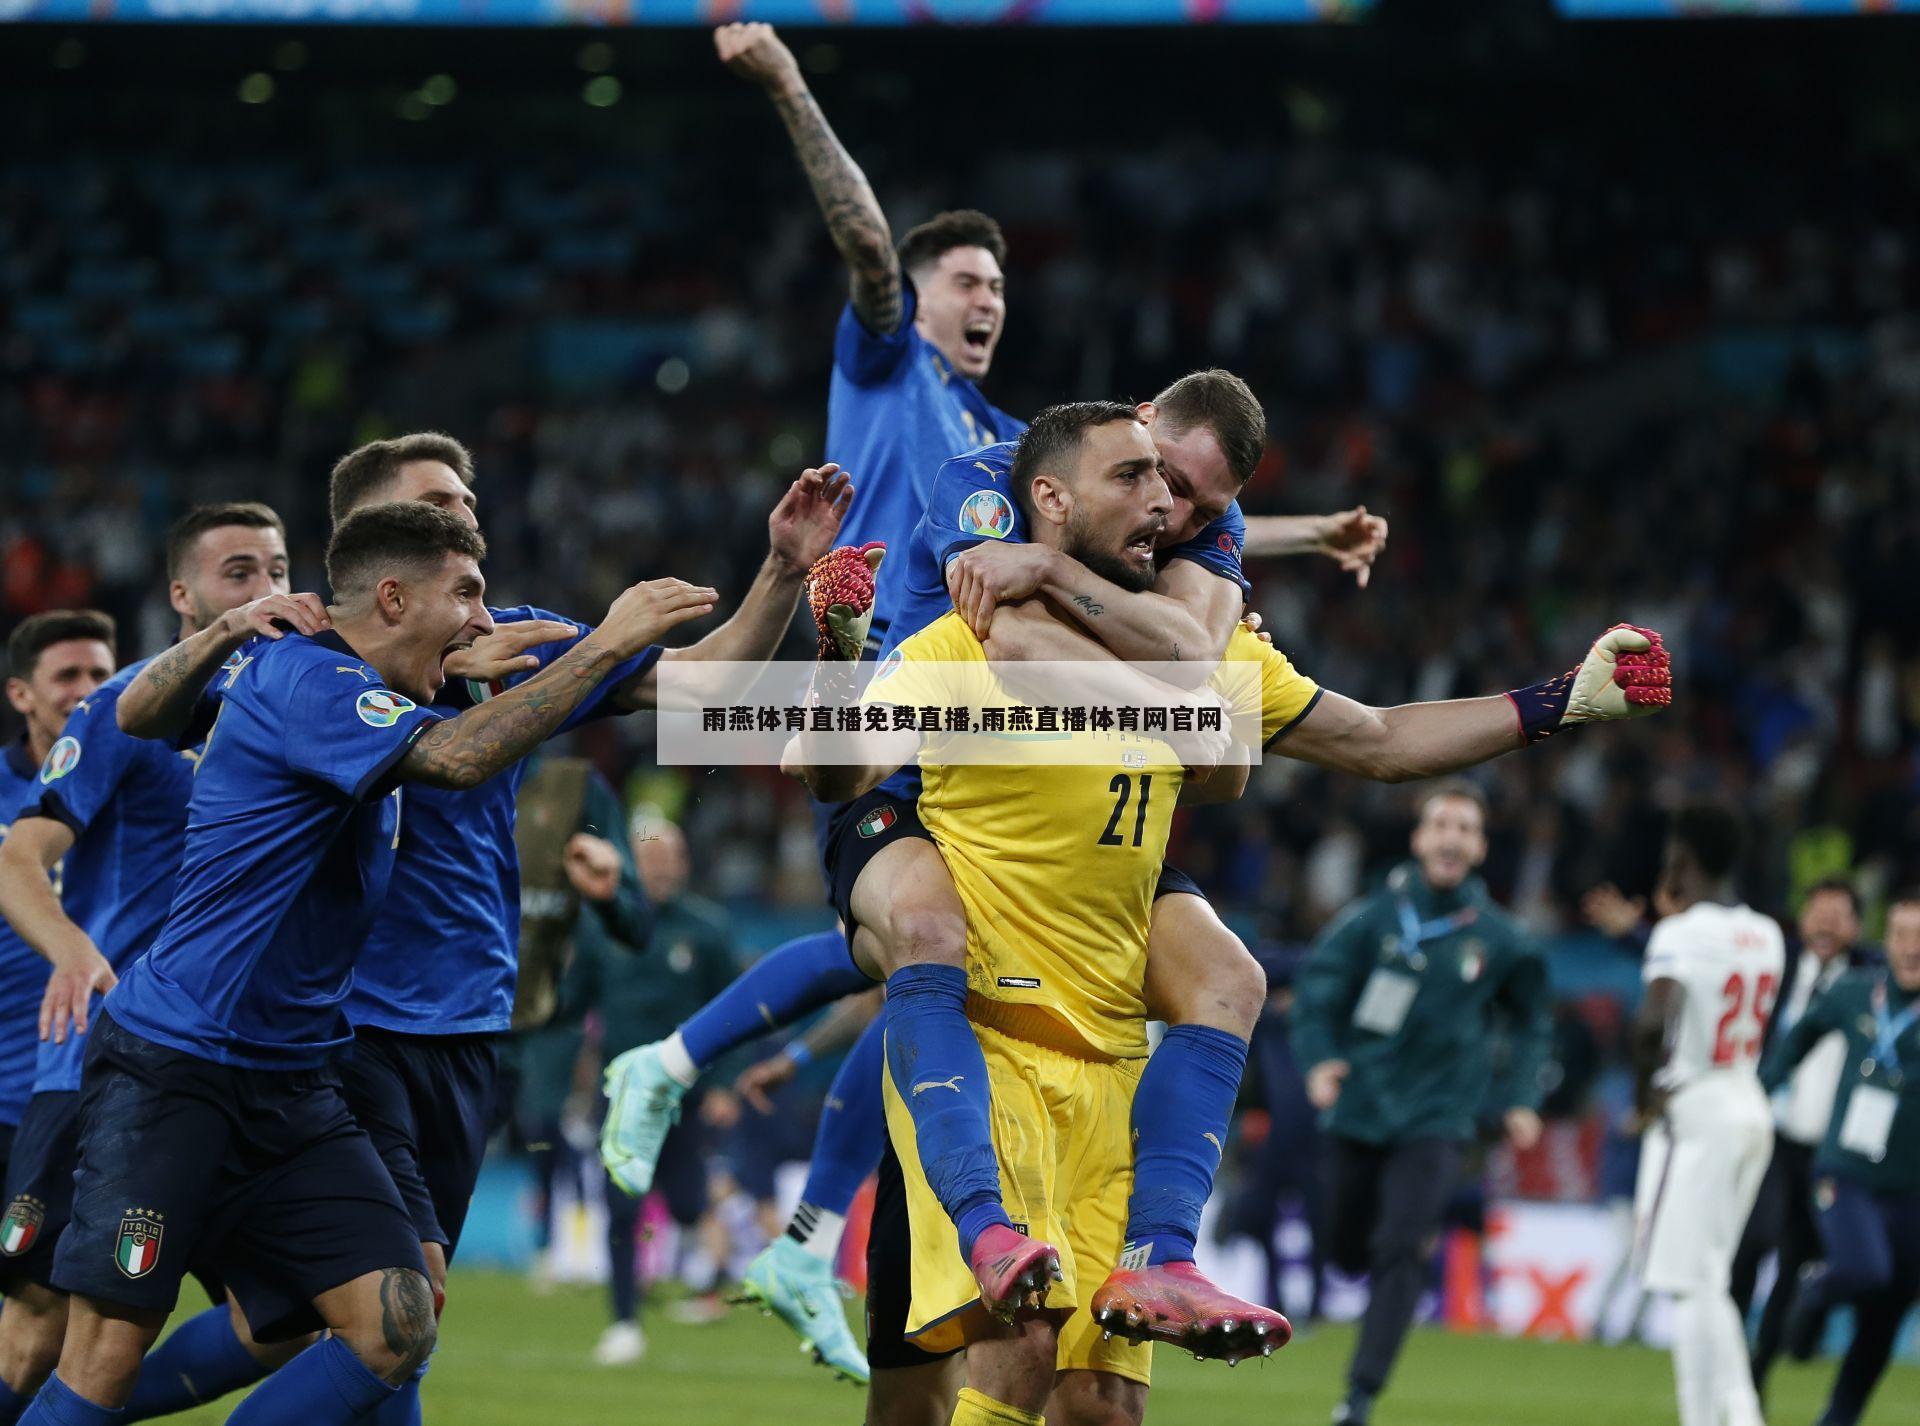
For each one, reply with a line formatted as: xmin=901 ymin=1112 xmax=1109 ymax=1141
xmin=863 ymin=615 xmax=1317 ymax=1060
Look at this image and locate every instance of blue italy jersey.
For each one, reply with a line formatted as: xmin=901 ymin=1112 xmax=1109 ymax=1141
xmin=0 ymin=739 xmax=51 ymax=1124
xmin=873 ymin=442 xmax=1252 ymax=800
xmin=825 ymin=286 xmax=1025 ymax=642
xmin=107 ymin=630 xmax=438 ymax=1070
xmin=24 ymin=659 xmax=198 ymax=1094
xmin=345 ymin=607 xmax=661 ymax=1036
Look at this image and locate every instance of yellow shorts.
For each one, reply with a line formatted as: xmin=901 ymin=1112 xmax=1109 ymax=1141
xmin=880 ymin=1020 xmax=1152 ymax=1385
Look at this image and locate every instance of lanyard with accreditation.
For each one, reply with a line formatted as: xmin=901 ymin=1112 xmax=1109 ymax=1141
xmin=1349 ymin=893 xmax=1480 ymax=1038
xmin=1836 ymin=976 xmax=1919 ymax=1163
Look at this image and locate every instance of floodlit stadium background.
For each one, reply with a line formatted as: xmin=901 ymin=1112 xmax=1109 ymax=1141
xmin=4 ymin=0 xmax=1920 ymax=1416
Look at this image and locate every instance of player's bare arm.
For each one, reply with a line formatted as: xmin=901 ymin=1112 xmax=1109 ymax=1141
xmin=614 ymin=466 xmax=851 ymax=710
xmin=401 ymin=578 xmax=716 ymax=790
xmin=1275 ymin=624 xmax=1673 ymax=782
xmin=946 ymin=541 xmax=1234 ymax=665
xmin=1630 ymin=976 xmax=1684 ymax=1121
xmin=0 ymin=816 xmax=117 ymax=1043
xmin=977 ymin=598 xmax=1235 ymax=778
xmin=947 ymin=505 xmax=1381 ymax=661
xmin=717 ymin=23 xmax=902 ymax=335
xmin=1242 ymin=507 xmax=1390 ymax=586
xmin=117 ymin=591 xmax=332 ymax=740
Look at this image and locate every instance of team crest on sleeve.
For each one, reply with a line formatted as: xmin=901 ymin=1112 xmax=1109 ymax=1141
xmin=115 ymin=1209 xmax=164 ymax=1279
xmin=38 ymin=736 xmax=81 ymax=784
xmin=355 ymin=689 xmax=418 ymax=728
xmin=958 ymin=489 xmax=1015 ymax=540
xmin=0 ymin=1197 xmax=43 ymax=1256
xmin=857 ymin=805 xmax=898 ymax=839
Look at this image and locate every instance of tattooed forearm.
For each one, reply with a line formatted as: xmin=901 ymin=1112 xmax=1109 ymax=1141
xmin=377 ymin=1267 xmax=437 ymax=1383
xmin=1070 ymin=594 xmax=1105 ymax=619
xmin=769 ymin=88 xmax=902 ymax=335
xmin=401 ymin=639 xmax=622 ymax=791
xmin=117 ymin=624 xmax=239 ymax=738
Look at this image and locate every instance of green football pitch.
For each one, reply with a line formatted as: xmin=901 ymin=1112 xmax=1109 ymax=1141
xmin=159 ymin=1269 xmax=1919 ymax=1425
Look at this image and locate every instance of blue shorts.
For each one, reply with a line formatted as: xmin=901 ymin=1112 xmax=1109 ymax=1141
xmin=822 ymin=786 xmax=933 ymax=936
xmin=52 ymin=1013 xmax=423 ymax=1340
xmin=335 ymin=1028 xmax=500 ymax=1259
xmin=0 ymin=1092 xmax=79 ymax=1290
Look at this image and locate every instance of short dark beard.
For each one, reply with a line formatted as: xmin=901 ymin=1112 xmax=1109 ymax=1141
xmin=1062 ymin=512 xmax=1157 ymax=593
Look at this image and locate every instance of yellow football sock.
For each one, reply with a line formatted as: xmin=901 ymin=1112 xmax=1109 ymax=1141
xmin=951 ymin=1386 xmax=1045 ymax=1426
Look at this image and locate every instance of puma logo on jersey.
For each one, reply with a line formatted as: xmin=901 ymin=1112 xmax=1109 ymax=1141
xmin=1203 ymin=1132 xmax=1223 ymax=1157
xmin=912 ymin=1076 xmax=965 ymax=1097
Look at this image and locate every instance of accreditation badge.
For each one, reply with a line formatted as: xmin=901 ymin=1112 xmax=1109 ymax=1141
xmin=1352 ymin=970 xmax=1419 ymax=1037
xmin=1837 ymin=1084 xmax=1898 ymax=1163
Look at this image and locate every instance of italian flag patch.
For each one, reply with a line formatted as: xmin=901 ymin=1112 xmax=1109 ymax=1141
xmin=857 ymin=806 xmax=897 ymax=839
xmin=115 ymin=1214 xmax=163 ymax=1279
xmin=0 ymin=1199 xmax=41 ymax=1256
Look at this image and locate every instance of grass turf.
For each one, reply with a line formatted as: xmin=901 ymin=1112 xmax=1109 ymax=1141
xmin=151 ymin=1269 xmax=1918 ymax=1424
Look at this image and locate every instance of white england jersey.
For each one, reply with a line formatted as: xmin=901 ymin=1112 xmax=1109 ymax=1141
xmin=1643 ymin=902 xmax=1786 ymax=1092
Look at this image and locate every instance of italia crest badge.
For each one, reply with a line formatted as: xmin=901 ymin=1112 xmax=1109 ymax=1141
xmin=857 ymin=805 xmax=898 ymax=839
xmin=0 ymin=1197 xmax=43 ymax=1256
xmin=115 ymin=1209 xmax=164 ymax=1280
xmin=1459 ymin=940 xmax=1487 ymax=983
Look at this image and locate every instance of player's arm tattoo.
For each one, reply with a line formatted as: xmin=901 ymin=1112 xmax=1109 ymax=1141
xmin=1070 ymin=594 xmax=1105 ymax=620
xmin=400 ymin=639 xmax=622 ymax=790
xmin=117 ymin=624 xmax=238 ymax=738
xmin=377 ymin=1267 xmax=437 ymax=1383
xmin=768 ymin=87 xmax=902 ymax=334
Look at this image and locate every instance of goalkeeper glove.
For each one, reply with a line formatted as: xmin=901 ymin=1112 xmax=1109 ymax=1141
xmin=808 ymin=542 xmax=886 ymax=662
xmin=1508 ymin=624 xmax=1672 ymax=744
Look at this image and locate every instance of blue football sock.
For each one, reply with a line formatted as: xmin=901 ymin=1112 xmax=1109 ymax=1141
xmin=1125 ymin=1024 xmax=1249 ymax=1266
xmin=364 ymin=1364 xmax=425 ymax=1426
xmin=882 ymin=965 xmax=1006 ymax=1259
xmin=121 ymin=1306 xmax=268 ymax=1421
xmin=17 ymin=1374 xmax=124 ymax=1426
xmin=0 ymin=1374 xmax=31 ymax=1426
xmin=679 ymin=932 xmax=869 ymax=1069
xmin=794 ymin=1013 xmax=887 ymax=1218
xmin=222 ymin=1337 xmax=394 ymax=1424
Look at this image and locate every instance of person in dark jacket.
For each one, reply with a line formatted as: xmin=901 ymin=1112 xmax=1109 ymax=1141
xmin=1761 ymin=889 xmax=1920 ymax=1426
xmin=1293 ymin=782 xmax=1553 ymax=1426
xmin=1732 ymin=876 xmax=1881 ymax=1392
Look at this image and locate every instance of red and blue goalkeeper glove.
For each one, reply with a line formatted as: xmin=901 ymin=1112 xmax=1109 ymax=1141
xmin=1508 ymin=624 xmax=1672 ymax=745
xmin=808 ymin=542 xmax=886 ymax=662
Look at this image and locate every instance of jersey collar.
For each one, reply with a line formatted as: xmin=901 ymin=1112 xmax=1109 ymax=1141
xmin=3 ymin=734 xmax=36 ymax=782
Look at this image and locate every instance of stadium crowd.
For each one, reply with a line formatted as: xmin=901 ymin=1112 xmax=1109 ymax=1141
xmin=5 ymin=116 xmax=1918 ymax=935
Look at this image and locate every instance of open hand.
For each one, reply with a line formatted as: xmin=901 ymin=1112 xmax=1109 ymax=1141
xmin=443 ymin=619 xmax=577 ymax=683
xmin=1316 ymin=507 xmax=1389 ymax=587
xmin=600 ymin=578 xmax=720 ymax=657
xmin=42 ymin=940 xmax=117 ymax=1045
xmin=218 ymin=592 xmax=330 ymax=641
xmin=769 ymin=464 xmax=854 ymax=576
